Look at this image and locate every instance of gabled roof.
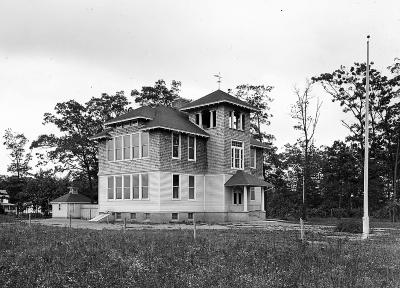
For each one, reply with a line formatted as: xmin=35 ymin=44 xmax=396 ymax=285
xmin=180 ymin=90 xmax=259 ymax=112
xmin=93 ymin=106 xmax=209 ymax=138
xmin=250 ymin=138 xmax=270 ymax=149
xmin=225 ymin=170 xmax=273 ymax=187
xmin=105 ymin=106 xmax=155 ymax=126
xmin=50 ymin=193 xmax=91 ymax=204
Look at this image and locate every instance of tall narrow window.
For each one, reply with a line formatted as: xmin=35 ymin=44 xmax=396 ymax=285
xmin=107 ymin=140 xmax=114 ymax=161
xmin=172 ymin=174 xmax=180 ymax=199
xmin=123 ymin=175 xmax=131 ymax=199
xmin=241 ymin=114 xmax=245 ymax=130
xmin=211 ymin=110 xmax=217 ymax=127
xmin=195 ymin=113 xmax=201 ymax=126
xmin=188 ymin=136 xmax=195 ymax=161
xmin=250 ymin=187 xmax=255 ymax=201
xmin=172 ymin=133 xmax=180 ymax=158
xmin=250 ymin=148 xmax=256 ymax=168
xmin=233 ymin=191 xmax=242 ymax=204
xmin=141 ymin=132 xmax=149 ymax=158
xmin=189 ymin=175 xmax=195 ymax=200
xmin=108 ymin=176 xmax=114 ymax=199
xmin=229 ymin=111 xmax=233 ymax=128
xmin=231 ymin=141 xmax=244 ymax=169
xmin=132 ymin=174 xmax=140 ymax=199
xmin=141 ymin=174 xmax=149 ymax=199
xmin=115 ymin=176 xmax=122 ymax=199
xmin=115 ymin=136 xmax=122 ymax=160
xmin=202 ymin=109 xmax=210 ymax=128
xmin=123 ymin=135 xmax=131 ymax=160
xmin=132 ymin=134 xmax=140 ymax=159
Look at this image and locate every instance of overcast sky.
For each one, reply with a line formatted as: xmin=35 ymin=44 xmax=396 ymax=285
xmin=1 ymin=0 xmax=400 ymax=175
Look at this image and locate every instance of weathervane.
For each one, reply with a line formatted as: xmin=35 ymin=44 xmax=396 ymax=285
xmin=214 ymin=73 xmax=222 ymax=89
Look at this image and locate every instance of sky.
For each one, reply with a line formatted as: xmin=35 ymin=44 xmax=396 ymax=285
xmin=1 ymin=0 xmax=400 ymax=175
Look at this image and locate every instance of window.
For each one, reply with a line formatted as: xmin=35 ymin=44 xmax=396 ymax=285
xmin=130 ymin=213 xmax=136 ymax=220
xmin=241 ymin=114 xmax=245 ymax=130
xmin=188 ymin=136 xmax=196 ymax=161
xmin=188 ymin=175 xmax=195 ymax=200
xmin=250 ymin=148 xmax=256 ymax=168
xmin=188 ymin=212 xmax=193 ymax=220
xmin=172 ymin=174 xmax=180 ymax=199
xmin=108 ymin=176 xmax=114 ymax=199
xmin=141 ymin=174 xmax=149 ymax=199
xmin=229 ymin=111 xmax=243 ymax=130
xmin=132 ymin=174 xmax=140 ymax=199
xmin=211 ymin=110 xmax=217 ymax=127
xmin=115 ymin=136 xmax=122 ymax=160
xmin=115 ymin=212 xmax=121 ymax=220
xmin=141 ymin=132 xmax=149 ymax=158
xmin=195 ymin=113 xmax=201 ymax=126
xmin=144 ymin=213 xmax=150 ymax=220
xmin=250 ymin=187 xmax=255 ymax=201
xmin=233 ymin=191 xmax=242 ymax=204
xmin=172 ymin=133 xmax=180 ymax=158
xmin=123 ymin=175 xmax=131 ymax=199
xmin=115 ymin=176 xmax=122 ymax=199
xmin=123 ymin=135 xmax=131 ymax=160
xmin=202 ymin=109 xmax=210 ymax=128
xmin=231 ymin=141 xmax=244 ymax=169
xmin=132 ymin=134 xmax=140 ymax=159
xmin=106 ymin=140 xmax=114 ymax=161
xmin=172 ymin=213 xmax=178 ymax=220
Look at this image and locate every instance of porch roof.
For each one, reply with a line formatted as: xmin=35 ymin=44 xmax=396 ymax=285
xmin=50 ymin=193 xmax=91 ymax=204
xmin=224 ymin=170 xmax=273 ymax=187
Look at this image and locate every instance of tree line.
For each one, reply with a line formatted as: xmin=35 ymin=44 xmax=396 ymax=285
xmin=1 ymin=59 xmax=400 ymax=220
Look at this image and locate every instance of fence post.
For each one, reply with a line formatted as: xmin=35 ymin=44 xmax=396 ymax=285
xmin=193 ymin=213 xmax=196 ymax=240
xmin=29 ymin=213 xmax=31 ymax=227
xmin=124 ymin=218 xmax=127 ymax=232
xmin=69 ymin=214 xmax=72 ymax=228
xmin=300 ymin=218 xmax=305 ymax=242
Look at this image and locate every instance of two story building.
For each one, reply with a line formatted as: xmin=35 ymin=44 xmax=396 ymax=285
xmin=91 ymin=90 xmax=272 ymax=223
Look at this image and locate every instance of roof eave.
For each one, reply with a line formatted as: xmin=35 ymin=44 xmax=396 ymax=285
xmin=141 ymin=126 xmax=209 ymax=138
xmin=105 ymin=116 xmax=153 ymax=126
xmin=180 ymin=100 xmax=259 ymax=112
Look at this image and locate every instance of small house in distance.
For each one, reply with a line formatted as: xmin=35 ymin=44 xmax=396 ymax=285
xmin=50 ymin=187 xmax=97 ymax=219
xmin=0 ymin=190 xmax=16 ymax=214
xmin=90 ymin=89 xmax=273 ymax=223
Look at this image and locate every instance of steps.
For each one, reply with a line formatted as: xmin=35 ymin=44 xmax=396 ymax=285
xmin=89 ymin=213 xmax=110 ymax=222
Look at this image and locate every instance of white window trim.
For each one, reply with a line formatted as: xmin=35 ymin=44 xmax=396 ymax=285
xmin=188 ymin=175 xmax=196 ymax=200
xmin=172 ymin=133 xmax=181 ymax=159
xmin=108 ymin=132 xmax=149 ymax=162
xmin=172 ymin=174 xmax=181 ymax=200
xmin=250 ymin=148 xmax=256 ymax=169
xmin=140 ymin=132 xmax=150 ymax=159
xmin=141 ymin=173 xmax=149 ymax=200
xmin=122 ymin=174 xmax=132 ymax=200
xmin=171 ymin=212 xmax=179 ymax=221
xmin=188 ymin=136 xmax=196 ymax=161
xmin=114 ymin=175 xmax=123 ymax=200
xmin=131 ymin=174 xmax=141 ymax=200
xmin=250 ymin=187 xmax=256 ymax=201
xmin=231 ymin=140 xmax=244 ymax=170
xmin=210 ymin=110 xmax=217 ymax=128
xmin=232 ymin=191 xmax=243 ymax=205
xmin=107 ymin=173 xmax=149 ymax=201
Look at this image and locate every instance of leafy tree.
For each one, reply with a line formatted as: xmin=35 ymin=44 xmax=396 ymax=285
xmin=131 ymin=79 xmax=181 ymax=107
xmin=230 ymin=84 xmax=274 ymax=143
xmin=291 ymin=80 xmax=322 ymax=219
xmin=30 ymin=92 xmax=129 ymax=202
xmin=3 ymin=129 xmax=32 ymax=178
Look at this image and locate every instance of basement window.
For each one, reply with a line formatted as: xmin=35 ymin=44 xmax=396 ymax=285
xmin=115 ymin=212 xmax=121 ymax=220
xmin=188 ymin=212 xmax=193 ymax=220
xmin=172 ymin=213 xmax=178 ymax=220
xmin=130 ymin=213 xmax=136 ymax=220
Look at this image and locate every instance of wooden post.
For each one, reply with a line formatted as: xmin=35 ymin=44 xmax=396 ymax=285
xmin=107 ymin=214 xmax=109 ymax=224
xmin=69 ymin=214 xmax=72 ymax=228
xmin=300 ymin=218 xmax=305 ymax=242
xmin=124 ymin=218 xmax=127 ymax=232
xmin=193 ymin=213 xmax=196 ymax=240
xmin=28 ymin=213 xmax=31 ymax=227
xmin=89 ymin=209 xmax=91 ymax=220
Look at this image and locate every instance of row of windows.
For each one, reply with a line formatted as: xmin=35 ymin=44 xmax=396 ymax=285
xmin=233 ymin=187 xmax=256 ymax=204
xmin=114 ymin=212 xmax=194 ymax=221
xmin=107 ymin=174 xmax=196 ymax=200
xmin=106 ymin=132 xmax=149 ymax=161
xmin=172 ymin=133 xmax=196 ymax=160
xmin=194 ymin=110 xmax=245 ymax=131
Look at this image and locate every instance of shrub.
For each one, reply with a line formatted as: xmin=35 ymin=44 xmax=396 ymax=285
xmin=335 ymin=219 xmax=362 ymax=233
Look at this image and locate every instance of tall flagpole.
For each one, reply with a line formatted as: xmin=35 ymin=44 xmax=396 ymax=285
xmin=362 ymin=35 xmax=370 ymax=239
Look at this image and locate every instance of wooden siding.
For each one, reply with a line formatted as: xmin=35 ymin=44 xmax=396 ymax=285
xmin=250 ymin=147 xmax=264 ymax=178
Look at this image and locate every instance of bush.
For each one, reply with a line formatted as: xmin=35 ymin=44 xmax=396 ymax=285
xmin=335 ymin=219 xmax=362 ymax=233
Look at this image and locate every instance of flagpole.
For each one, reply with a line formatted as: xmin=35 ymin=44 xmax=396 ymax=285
xmin=362 ymin=35 xmax=370 ymax=240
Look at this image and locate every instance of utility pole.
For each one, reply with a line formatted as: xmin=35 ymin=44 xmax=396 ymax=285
xmin=362 ymin=35 xmax=370 ymax=240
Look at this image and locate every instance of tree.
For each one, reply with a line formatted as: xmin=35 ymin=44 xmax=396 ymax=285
xmin=3 ymin=129 xmax=32 ymax=178
xmin=131 ymin=79 xmax=181 ymax=107
xmin=230 ymin=84 xmax=274 ymax=143
xmin=291 ymin=80 xmax=322 ymax=219
xmin=31 ymin=92 xmax=129 ymax=202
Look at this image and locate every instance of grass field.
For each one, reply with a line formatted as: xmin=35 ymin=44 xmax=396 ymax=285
xmin=1 ymin=216 xmax=400 ymax=287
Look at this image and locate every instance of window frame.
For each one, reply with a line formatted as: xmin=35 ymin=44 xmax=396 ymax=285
xmin=132 ymin=133 xmax=140 ymax=159
xmin=141 ymin=173 xmax=149 ymax=200
xmin=114 ymin=136 xmax=123 ymax=161
xmin=141 ymin=132 xmax=149 ymax=158
xmin=250 ymin=148 xmax=257 ymax=169
xmin=231 ymin=140 xmax=244 ymax=170
xmin=233 ymin=191 xmax=242 ymax=205
xmin=250 ymin=187 xmax=255 ymax=201
xmin=172 ymin=133 xmax=181 ymax=159
xmin=188 ymin=175 xmax=196 ymax=200
xmin=171 ymin=213 xmax=179 ymax=221
xmin=172 ymin=174 xmax=180 ymax=200
xmin=188 ymin=135 xmax=196 ymax=161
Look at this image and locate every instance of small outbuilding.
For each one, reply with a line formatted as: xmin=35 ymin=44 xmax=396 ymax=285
xmin=51 ymin=187 xmax=97 ymax=219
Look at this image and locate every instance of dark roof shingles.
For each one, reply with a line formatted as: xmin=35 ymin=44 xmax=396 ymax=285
xmin=51 ymin=193 xmax=91 ymax=203
xmin=225 ymin=170 xmax=272 ymax=187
